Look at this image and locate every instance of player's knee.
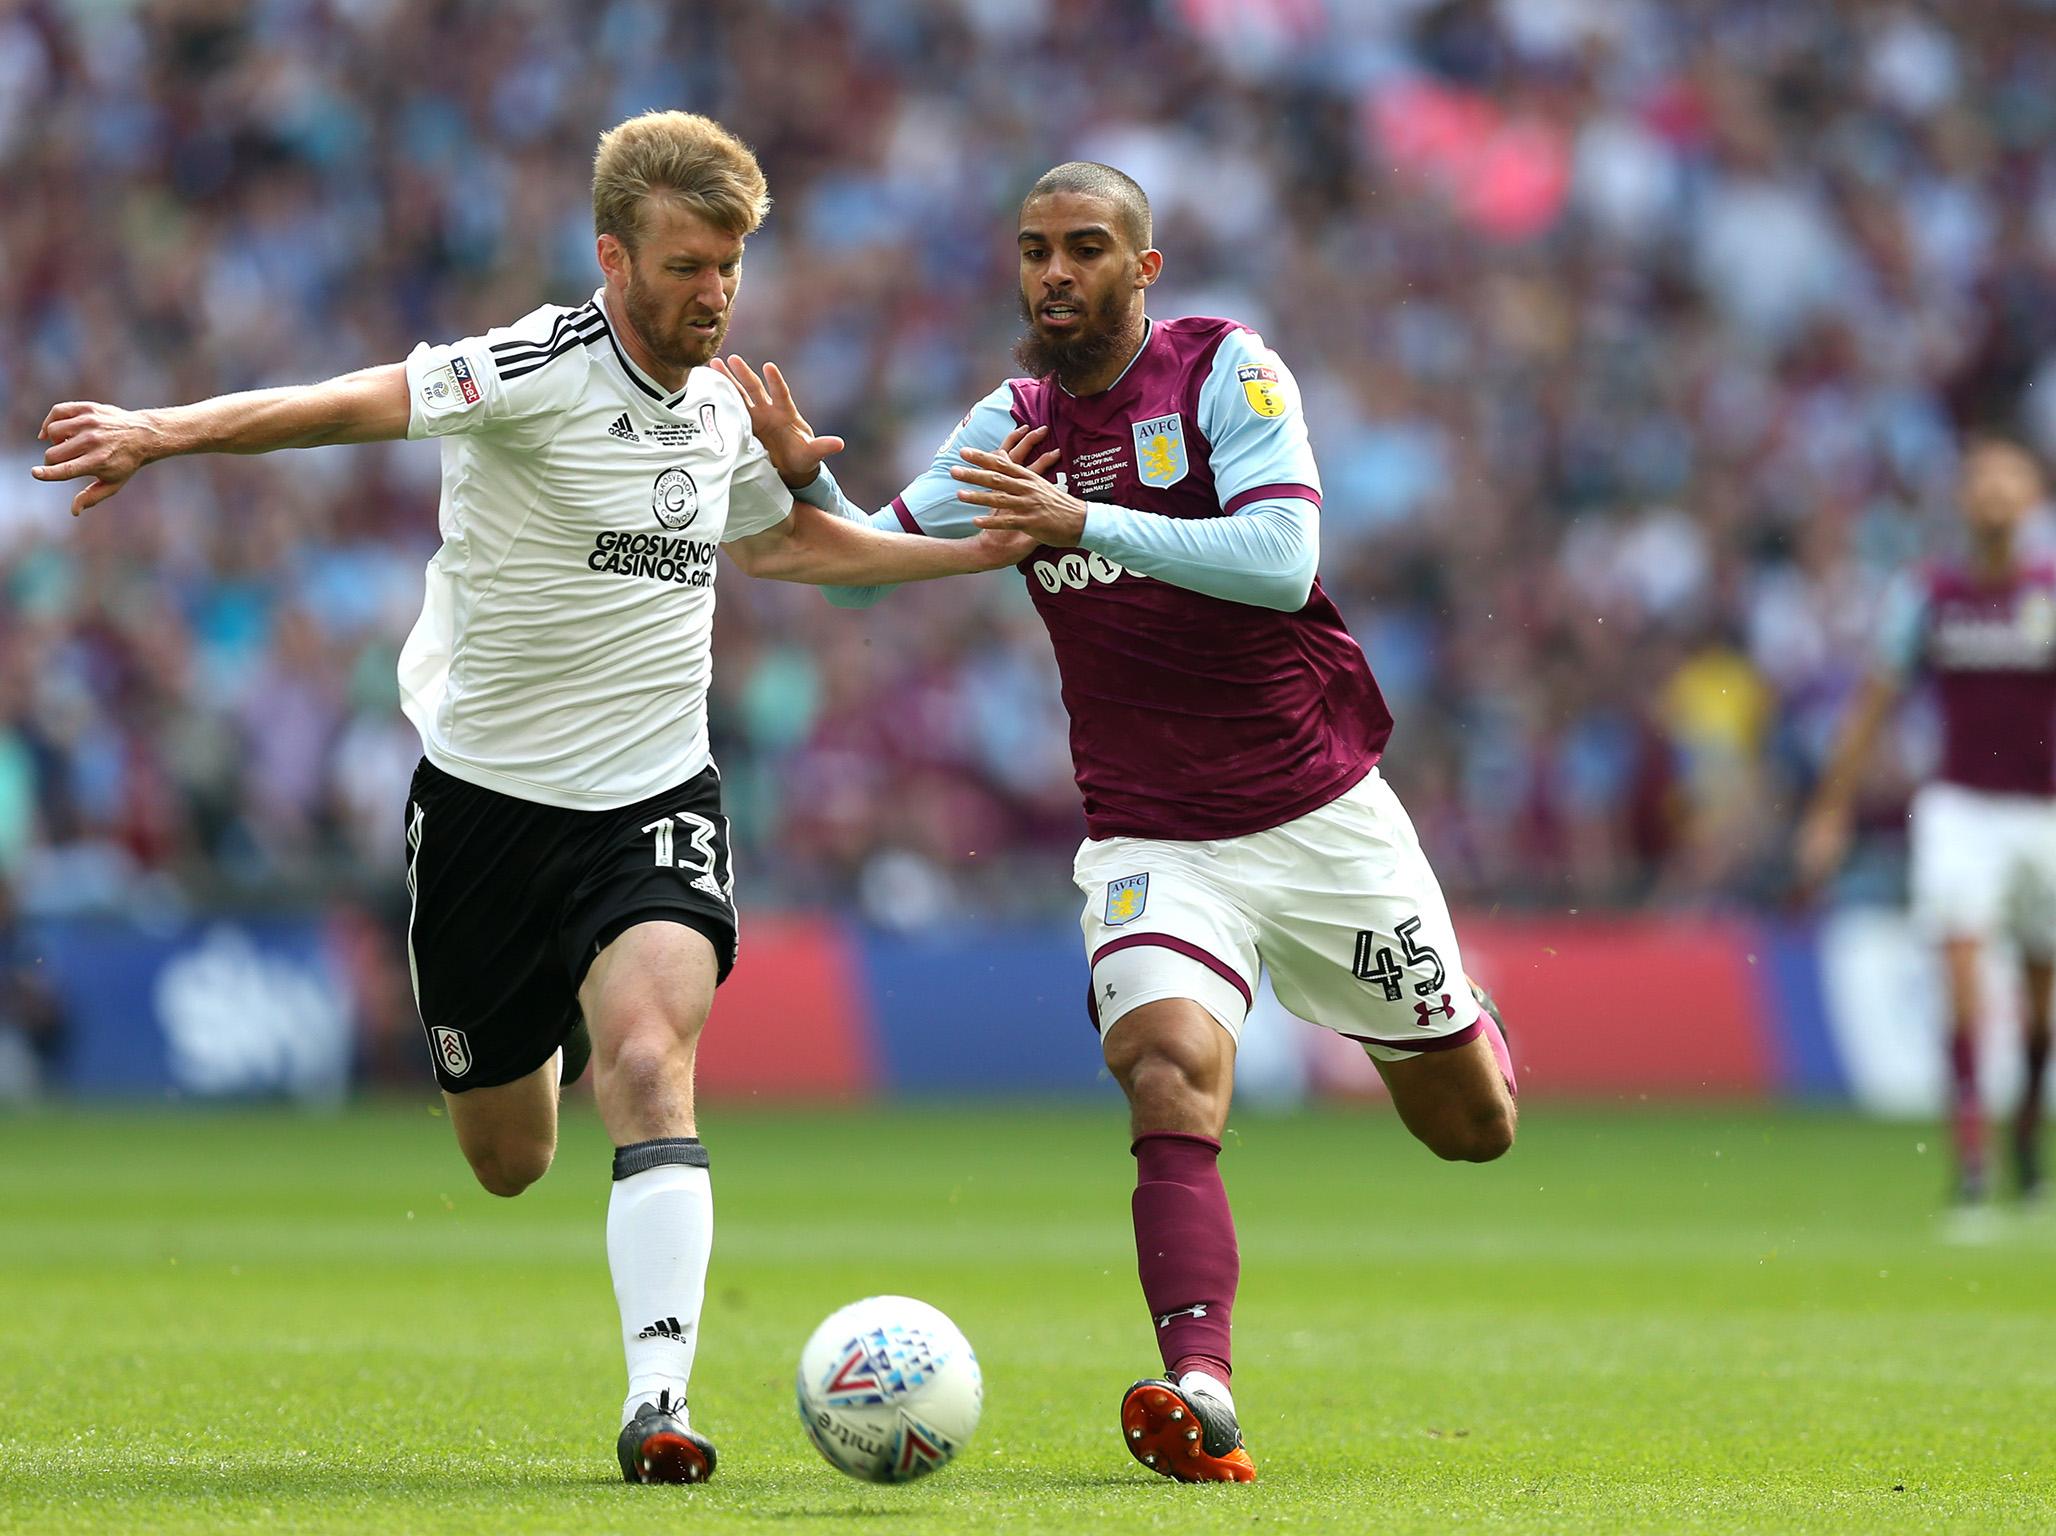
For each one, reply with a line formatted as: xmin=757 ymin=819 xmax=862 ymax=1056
xmin=597 ymin=1024 xmax=690 ymax=1111
xmin=1119 ymin=1042 xmax=1224 ymax=1120
xmin=469 ymin=1137 xmax=554 ymax=1197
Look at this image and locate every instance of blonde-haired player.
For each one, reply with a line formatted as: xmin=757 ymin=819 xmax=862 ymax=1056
xmin=34 ymin=110 xmax=1031 ymax=1483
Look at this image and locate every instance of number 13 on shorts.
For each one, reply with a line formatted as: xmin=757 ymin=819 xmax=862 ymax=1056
xmin=643 ymin=812 xmax=731 ymax=899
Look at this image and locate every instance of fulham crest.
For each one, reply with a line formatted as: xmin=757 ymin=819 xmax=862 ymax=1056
xmin=432 ymin=1026 xmax=472 ymax=1078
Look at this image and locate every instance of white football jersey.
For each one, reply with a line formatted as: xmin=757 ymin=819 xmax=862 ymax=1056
xmin=398 ymin=288 xmax=792 ymax=809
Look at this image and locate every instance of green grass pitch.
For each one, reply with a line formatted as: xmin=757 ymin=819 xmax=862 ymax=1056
xmin=2 ymin=1101 xmax=2053 ymax=1534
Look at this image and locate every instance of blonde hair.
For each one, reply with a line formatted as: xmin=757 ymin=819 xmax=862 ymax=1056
xmin=592 ymin=111 xmax=770 ymax=248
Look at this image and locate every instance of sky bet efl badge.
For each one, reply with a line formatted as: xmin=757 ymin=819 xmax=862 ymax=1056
xmin=1238 ymin=363 xmax=1284 ymax=417
xmin=1131 ymin=414 xmax=1188 ymax=488
xmin=419 ymin=354 xmax=482 ymax=410
xmin=1105 ymin=873 xmax=1148 ymax=926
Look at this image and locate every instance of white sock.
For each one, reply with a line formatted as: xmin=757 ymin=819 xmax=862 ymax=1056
xmin=608 ymin=1159 xmax=713 ymax=1429
xmin=1178 ymin=1368 xmax=1235 ymax=1415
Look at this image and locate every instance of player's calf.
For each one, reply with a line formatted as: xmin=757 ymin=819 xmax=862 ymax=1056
xmin=442 ymin=1055 xmax=562 ymax=1197
xmin=1422 ymin=1094 xmax=1517 ymax=1164
xmin=1376 ymin=1031 xmax=1516 ymax=1164
xmin=465 ymin=1136 xmax=555 ymax=1198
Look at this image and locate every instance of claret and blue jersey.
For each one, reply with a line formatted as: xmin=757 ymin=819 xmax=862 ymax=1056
xmin=804 ymin=315 xmax=1393 ymax=842
xmin=1877 ymin=560 xmax=2056 ymax=795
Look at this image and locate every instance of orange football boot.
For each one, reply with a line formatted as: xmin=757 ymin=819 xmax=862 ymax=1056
xmin=1120 ymin=1377 xmax=1257 ymax=1483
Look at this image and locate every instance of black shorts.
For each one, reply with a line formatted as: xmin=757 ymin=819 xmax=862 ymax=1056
xmin=403 ymin=757 xmax=738 ymax=1093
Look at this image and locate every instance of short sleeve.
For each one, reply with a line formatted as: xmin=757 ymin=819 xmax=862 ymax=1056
xmin=888 ymin=385 xmax=1019 ymax=539
xmin=405 ymin=305 xmax=597 ymax=440
xmin=721 ymin=414 xmax=797 ymax=543
xmin=1875 ymin=573 xmax=1929 ymax=678
xmin=1196 ymin=330 xmax=1322 ymax=515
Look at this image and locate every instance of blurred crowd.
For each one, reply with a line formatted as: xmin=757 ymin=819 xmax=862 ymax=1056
xmin=4 ymin=0 xmax=2056 ymax=935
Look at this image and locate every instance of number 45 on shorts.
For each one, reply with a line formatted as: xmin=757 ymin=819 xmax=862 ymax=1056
xmin=1350 ymin=916 xmax=1445 ymax=1002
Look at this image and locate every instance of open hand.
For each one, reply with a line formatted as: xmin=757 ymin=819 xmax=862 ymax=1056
xmin=711 ymin=355 xmax=845 ymax=489
xmin=954 ymin=427 xmax=1057 ymax=568
xmin=955 ymin=428 xmax=1083 ymax=548
xmin=32 ymin=402 xmax=159 ymax=516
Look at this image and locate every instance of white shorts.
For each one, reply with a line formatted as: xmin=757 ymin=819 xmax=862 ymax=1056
xmin=1908 ymin=782 xmax=2056 ymax=952
xmin=1074 ymin=768 xmax=1480 ymax=1060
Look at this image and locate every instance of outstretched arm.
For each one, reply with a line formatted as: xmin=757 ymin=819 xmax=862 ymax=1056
xmin=32 ymin=365 xmax=410 ymax=516
xmin=954 ymin=447 xmax=1319 ymax=611
xmin=714 ymin=356 xmax=1042 ymax=606
xmin=723 ymin=502 xmax=1032 ymax=586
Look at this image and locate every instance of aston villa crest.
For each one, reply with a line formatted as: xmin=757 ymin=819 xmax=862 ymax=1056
xmin=1131 ymin=414 xmax=1188 ymax=488
xmin=1105 ymin=873 xmax=1149 ymax=926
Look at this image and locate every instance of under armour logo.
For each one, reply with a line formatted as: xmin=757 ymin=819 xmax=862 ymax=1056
xmin=1154 ymin=1303 xmax=1208 ymax=1328
xmin=1415 ymin=994 xmax=1454 ymax=1026
xmin=1103 ymin=982 xmax=1118 ymax=1000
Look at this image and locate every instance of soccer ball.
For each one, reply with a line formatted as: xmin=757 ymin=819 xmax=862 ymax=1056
xmin=795 ymin=1295 xmax=982 ymax=1482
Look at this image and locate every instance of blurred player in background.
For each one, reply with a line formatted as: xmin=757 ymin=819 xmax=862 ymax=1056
xmin=1799 ymin=439 xmax=2056 ymax=1210
xmin=719 ymin=162 xmax=1517 ymax=1483
xmin=32 ymin=110 xmax=1026 ymax=1485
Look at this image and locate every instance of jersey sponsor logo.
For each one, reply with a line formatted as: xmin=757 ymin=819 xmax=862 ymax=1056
xmin=590 ymin=529 xmax=719 ymax=588
xmin=1237 ymin=363 xmax=1285 ymax=418
xmin=607 ymin=412 xmax=641 ymax=443
xmin=1105 ymin=873 xmax=1148 ymax=926
xmin=1031 ymin=550 xmax=1147 ymax=593
xmin=1131 ymin=413 xmax=1188 ymax=488
xmin=431 ymin=1026 xmax=471 ymax=1077
xmin=448 ymin=355 xmax=481 ymax=404
xmin=652 ymin=466 xmax=701 ymax=530
xmin=1931 ymin=592 xmax=2056 ymax=670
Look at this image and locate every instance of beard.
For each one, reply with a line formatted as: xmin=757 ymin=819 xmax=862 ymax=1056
xmin=1012 ymin=285 xmax=1138 ymax=386
xmin=625 ymin=271 xmax=731 ymax=374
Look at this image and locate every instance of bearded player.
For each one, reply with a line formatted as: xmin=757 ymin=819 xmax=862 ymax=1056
xmin=716 ymin=162 xmax=1517 ymax=1482
xmin=33 ymin=111 xmax=1031 ymax=1485
xmin=1799 ymin=439 xmax=2056 ymax=1210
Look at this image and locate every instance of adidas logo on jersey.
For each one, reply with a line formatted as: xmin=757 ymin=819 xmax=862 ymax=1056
xmin=607 ymin=412 xmax=641 ymax=443
xmin=637 ymin=1316 xmax=688 ymax=1342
